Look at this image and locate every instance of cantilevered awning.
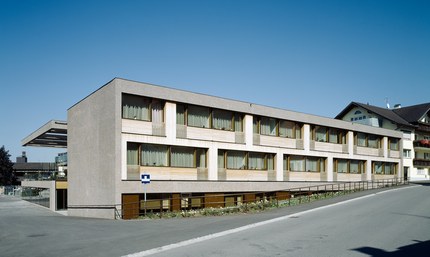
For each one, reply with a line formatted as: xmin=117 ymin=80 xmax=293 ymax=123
xmin=22 ymin=120 xmax=67 ymax=148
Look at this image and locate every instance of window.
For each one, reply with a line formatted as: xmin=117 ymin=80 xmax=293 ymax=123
xmin=226 ymin=151 xmax=246 ymax=169
xmin=141 ymin=144 xmax=168 ymax=166
xmin=334 ymin=159 xmax=365 ymax=174
xmin=176 ymin=104 xmax=186 ymax=125
xmin=314 ymin=126 xmax=328 ymax=142
xmin=212 ymin=109 xmax=233 ymax=130
xmin=234 ymin=113 xmax=243 ymax=132
xmin=127 ymin=143 xmax=139 ymax=165
xmin=357 ymin=133 xmax=366 ymax=147
xmin=187 ymin=105 xmax=210 ymax=128
xmin=372 ymin=161 xmax=396 ymax=175
xmin=122 ymin=94 xmax=151 ymax=121
xmin=356 ymin=132 xmax=380 ymax=148
xmin=389 ymin=138 xmax=399 ymax=150
xmin=367 ymin=134 xmax=379 ymax=148
xmin=171 ymin=147 xmax=194 ymax=168
xmin=220 ymin=150 xmax=275 ymax=170
xmin=286 ymin=155 xmax=326 ymax=172
xmin=260 ymin=117 xmax=277 ymax=136
xmin=403 ymin=150 xmax=411 ymax=158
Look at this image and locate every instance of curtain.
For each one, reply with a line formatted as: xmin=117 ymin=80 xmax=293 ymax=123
xmin=248 ymin=152 xmax=265 ymax=170
xmin=260 ymin=117 xmax=277 ymax=136
xmin=289 ymin=156 xmax=304 ymax=172
xmin=141 ymin=144 xmax=168 ymax=166
xmin=234 ymin=113 xmax=243 ymax=132
xmin=212 ymin=109 xmax=232 ymax=130
xmin=176 ymin=104 xmax=185 ymax=125
xmin=151 ymin=100 xmax=163 ymax=124
xmin=329 ymin=129 xmax=338 ymax=143
xmin=127 ymin=143 xmax=139 ymax=165
xmin=196 ymin=149 xmax=206 ymax=168
xmin=279 ymin=120 xmax=294 ymax=138
xmin=368 ymin=135 xmax=379 ymax=148
xmin=390 ymin=138 xmax=399 ymax=150
xmin=122 ymin=94 xmax=150 ymax=121
xmin=253 ymin=118 xmax=259 ymax=133
xmin=227 ymin=151 xmax=246 ymax=169
xmin=350 ymin=160 xmax=359 ymax=173
xmin=295 ymin=124 xmax=302 ymax=139
xmin=357 ymin=133 xmax=366 ymax=147
xmin=306 ymin=157 xmax=318 ymax=172
xmin=315 ymin=127 xmax=327 ymax=142
xmin=337 ymin=160 xmax=348 ymax=173
xmin=218 ymin=151 xmax=225 ymax=168
xmin=384 ymin=163 xmax=393 ymax=175
xmin=171 ymin=147 xmax=194 ymax=167
xmin=188 ymin=105 xmax=210 ymax=128
xmin=267 ymin=154 xmax=274 ymax=170
xmin=374 ymin=162 xmax=383 ymax=174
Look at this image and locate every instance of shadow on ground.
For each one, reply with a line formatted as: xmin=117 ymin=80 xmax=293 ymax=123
xmin=353 ymin=240 xmax=430 ymax=257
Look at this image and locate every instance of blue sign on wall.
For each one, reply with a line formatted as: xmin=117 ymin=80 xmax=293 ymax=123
xmin=141 ymin=174 xmax=151 ymax=184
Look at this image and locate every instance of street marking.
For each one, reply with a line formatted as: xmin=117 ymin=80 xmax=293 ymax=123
xmin=122 ymin=185 xmax=420 ymax=257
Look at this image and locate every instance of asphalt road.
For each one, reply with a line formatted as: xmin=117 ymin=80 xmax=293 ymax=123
xmin=1 ymin=183 xmax=429 ymax=257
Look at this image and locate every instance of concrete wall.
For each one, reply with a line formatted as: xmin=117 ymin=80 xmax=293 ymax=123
xmin=68 ymin=80 xmax=119 ymax=219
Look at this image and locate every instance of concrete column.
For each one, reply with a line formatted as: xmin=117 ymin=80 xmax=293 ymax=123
xmin=366 ymin=159 xmax=373 ymax=180
xmin=244 ymin=114 xmax=253 ymax=147
xmin=326 ymin=156 xmax=333 ymax=182
xmin=165 ymin=102 xmax=176 ymax=143
xmin=303 ymin=124 xmax=311 ymax=154
xmin=348 ymin=131 xmax=354 ymax=158
xmin=382 ymin=137 xmax=388 ymax=158
xmin=276 ymin=149 xmax=283 ymax=181
xmin=208 ymin=146 xmax=218 ymax=180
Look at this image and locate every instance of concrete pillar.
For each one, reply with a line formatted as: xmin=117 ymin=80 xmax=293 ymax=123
xmin=244 ymin=114 xmax=253 ymax=147
xmin=165 ymin=102 xmax=176 ymax=143
xmin=208 ymin=146 xmax=218 ymax=180
xmin=326 ymin=156 xmax=333 ymax=182
xmin=276 ymin=149 xmax=283 ymax=181
xmin=348 ymin=131 xmax=354 ymax=158
xmin=303 ymin=124 xmax=311 ymax=154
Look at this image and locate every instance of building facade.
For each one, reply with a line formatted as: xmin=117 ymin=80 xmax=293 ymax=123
xmin=63 ymin=78 xmax=403 ymax=219
xmin=336 ymin=102 xmax=430 ymax=181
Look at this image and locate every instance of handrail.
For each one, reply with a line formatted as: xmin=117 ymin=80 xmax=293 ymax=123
xmin=117 ymin=178 xmax=408 ymax=219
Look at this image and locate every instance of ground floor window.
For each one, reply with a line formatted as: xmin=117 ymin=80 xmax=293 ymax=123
xmin=334 ymin=159 xmax=366 ymax=174
xmin=372 ymin=161 xmax=397 ymax=175
xmin=284 ymin=155 xmax=326 ymax=172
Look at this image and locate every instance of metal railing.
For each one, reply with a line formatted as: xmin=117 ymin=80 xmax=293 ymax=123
xmin=119 ymin=178 xmax=408 ymax=219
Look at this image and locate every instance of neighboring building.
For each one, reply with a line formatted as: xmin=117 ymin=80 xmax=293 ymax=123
xmin=336 ymin=102 xmax=430 ymax=181
xmin=23 ymin=78 xmax=403 ymax=219
xmin=13 ymin=151 xmax=57 ymax=183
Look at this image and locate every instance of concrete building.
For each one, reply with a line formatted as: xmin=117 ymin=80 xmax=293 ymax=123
xmin=336 ymin=102 xmax=430 ymax=181
xmin=24 ymin=78 xmax=403 ymax=219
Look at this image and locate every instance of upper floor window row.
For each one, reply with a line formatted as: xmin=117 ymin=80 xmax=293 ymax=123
xmin=283 ymin=155 xmax=326 ymax=172
xmin=253 ymin=116 xmax=302 ymax=139
xmin=389 ymin=137 xmax=399 ymax=150
xmin=177 ymin=104 xmax=243 ymax=132
xmin=355 ymin=132 xmax=381 ymax=148
xmin=122 ymin=94 xmax=164 ymax=122
xmin=311 ymin=125 xmax=346 ymax=144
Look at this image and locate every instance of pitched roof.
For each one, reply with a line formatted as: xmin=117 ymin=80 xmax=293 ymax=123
xmin=392 ymin=103 xmax=430 ymax=124
xmin=335 ymin=102 xmax=413 ymax=127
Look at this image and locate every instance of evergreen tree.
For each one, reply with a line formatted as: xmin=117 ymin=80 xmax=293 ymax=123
xmin=0 ymin=146 xmax=15 ymax=185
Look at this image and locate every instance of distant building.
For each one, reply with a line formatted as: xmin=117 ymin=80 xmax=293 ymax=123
xmin=13 ymin=151 xmax=57 ymax=183
xmin=336 ymin=102 xmax=430 ymax=181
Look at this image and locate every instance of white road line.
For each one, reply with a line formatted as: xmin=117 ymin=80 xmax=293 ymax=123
xmin=122 ymin=185 xmax=420 ymax=257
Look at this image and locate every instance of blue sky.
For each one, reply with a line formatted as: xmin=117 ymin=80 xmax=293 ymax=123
xmin=1 ymin=0 xmax=429 ymax=162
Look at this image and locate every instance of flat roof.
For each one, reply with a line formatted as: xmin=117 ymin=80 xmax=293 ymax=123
xmin=22 ymin=120 xmax=67 ymax=148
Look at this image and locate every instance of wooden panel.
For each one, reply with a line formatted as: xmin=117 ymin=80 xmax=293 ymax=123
xmin=204 ymin=193 xmax=224 ymax=208
xmin=171 ymin=194 xmax=181 ymax=211
xmin=244 ymin=193 xmax=256 ymax=203
xmin=122 ymin=194 xmax=139 ymax=220
xmin=276 ymin=191 xmax=290 ymax=200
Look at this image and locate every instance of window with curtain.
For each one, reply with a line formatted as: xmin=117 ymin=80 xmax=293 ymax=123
xmin=295 ymin=124 xmax=302 ymax=139
xmin=389 ymin=138 xmax=399 ymax=150
xmin=368 ymin=134 xmax=379 ymax=148
xmin=127 ymin=143 xmax=139 ymax=165
xmin=384 ymin=163 xmax=393 ymax=175
xmin=336 ymin=159 xmax=348 ymax=173
xmin=141 ymin=144 xmax=168 ymax=166
xmin=267 ymin=154 xmax=275 ymax=170
xmin=357 ymin=133 xmax=366 ymax=147
xmin=227 ymin=151 xmax=246 ymax=169
xmin=374 ymin=162 xmax=383 ymax=174
xmin=248 ymin=152 xmax=265 ymax=170
xmin=151 ymin=100 xmax=164 ymax=124
xmin=188 ymin=105 xmax=210 ymax=128
xmin=253 ymin=117 xmax=259 ymax=133
xmin=122 ymin=94 xmax=151 ymax=121
xmin=329 ymin=128 xmax=338 ymax=144
xmin=171 ymin=147 xmax=194 ymax=168
xmin=218 ymin=150 xmax=225 ymax=168
xmin=176 ymin=104 xmax=185 ymax=125
xmin=212 ymin=109 xmax=233 ymax=130
xmin=319 ymin=158 xmax=325 ymax=172
xmin=306 ymin=157 xmax=319 ymax=172
xmin=279 ymin=120 xmax=295 ymax=138
xmin=349 ymin=160 xmax=360 ymax=173
xmin=234 ymin=113 xmax=243 ymax=132
xmin=289 ymin=156 xmax=305 ymax=172
xmin=260 ymin=117 xmax=277 ymax=136
xmin=315 ymin=126 xmax=328 ymax=142
xmin=196 ymin=149 xmax=207 ymax=168
xmin=283 ymin=156 xmax=288 ymax=170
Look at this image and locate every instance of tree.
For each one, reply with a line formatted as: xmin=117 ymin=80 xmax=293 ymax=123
xmin=0 ymin=146 xmax=15 ymax=185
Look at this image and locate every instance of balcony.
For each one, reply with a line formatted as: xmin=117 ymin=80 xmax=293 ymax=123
xmin=413 ymin=140 xmax=430 ymax=151
xmin=413 ymin=159 xmax=430 ymax=167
